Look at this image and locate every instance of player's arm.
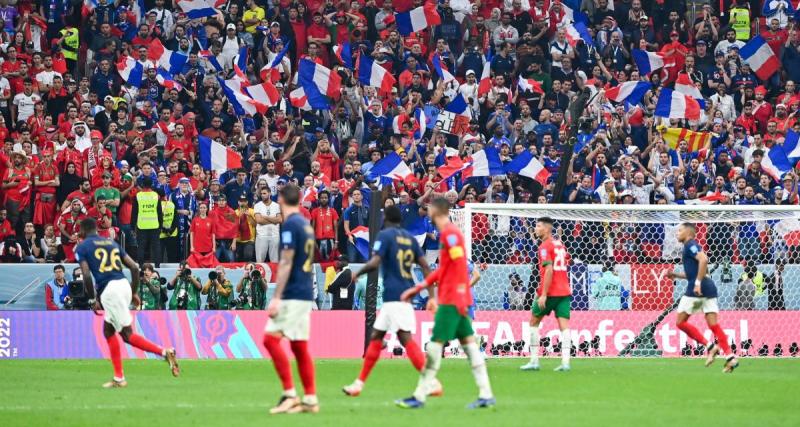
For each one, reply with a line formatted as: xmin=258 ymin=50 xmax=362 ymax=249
xmin=693 ymin=250 xmax=709 ymax=296
xmin=352 ymin=254 xmax=381 ymax=282
xmin=267 ymin=247 xmax=294 ymax=317
xmin=538 ymin=263 xmax=553 ymax=309
xmin=416 ymin=254 xmax=432 ymax=278
xmin=470 ymin=267 xmax=481 ymax=288
xmin=122 ymin=254 xmax=141 ymax=307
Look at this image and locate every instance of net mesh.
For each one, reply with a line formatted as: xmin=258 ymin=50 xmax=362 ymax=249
xmin=447 ymin=204 xmax=800 ymax=358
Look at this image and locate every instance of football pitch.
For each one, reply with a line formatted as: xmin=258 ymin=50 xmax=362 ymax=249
xmin=0 ymin=358 xmax=795 ymax=427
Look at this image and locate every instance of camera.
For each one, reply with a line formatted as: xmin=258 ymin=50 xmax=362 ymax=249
xmin=180 ymin=267 xmax=192 ymax=278
xmin=64 ymin=279 xmax=90 ymax=310
xmin=250 ymin=269 xmax=262 ymax=281
xmin=159 ymin=277 xmax=167 ymax=285
xmin=176 ymin=288 xmax=189 ymax=310
xmin=208 ymin=271 xmax=218 ymax=281
xmin=229 ymin=293 xmax=249 ymax=310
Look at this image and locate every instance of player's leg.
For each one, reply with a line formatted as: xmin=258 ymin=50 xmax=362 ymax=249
xmin=459 ymin=318 xmax=495 ymax=409
xmin=263 ymin=331 xmax=299 ymax=413
xmin=343 ymin=329 xmax=386 ymax=396
xmin=283 ymin=300 xmax=318 ymax=414
xmin=398 ymin=330 xmax=442 ymax=397
xmin=103 ymin=322 xmax=126 ymax=388
xmin=675 ymin=298 xmax=709 ymax=347
xmin=705 ymin=308 xmax=739 ymax=373
xmin=521 ymin=311 xmax=545 ymax=370
xmin=554 ymin=297 xmax=572 ymax=371
xmin=119 ymin=326 xmax=179 ymax=376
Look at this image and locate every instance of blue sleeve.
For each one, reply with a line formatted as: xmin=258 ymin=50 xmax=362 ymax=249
xmin=374 ymin=232 xmax=388 ymax=259
xmin=60 ymin=284 xmax=69 ymax=304
xmin=280 ymin=222 xmax=296 ymax=250
xmin=342 ymin=207 xmax=351 ymax=221
xmin=74 ymin=242 xmax=85 ymax=263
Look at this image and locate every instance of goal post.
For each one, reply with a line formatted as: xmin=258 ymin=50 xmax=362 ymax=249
xmin=450 ymin=203 xmax=800 ymax=358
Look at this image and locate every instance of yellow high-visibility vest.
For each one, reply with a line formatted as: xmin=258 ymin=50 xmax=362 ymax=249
xmin=160 ymin=200 xmax=177 ymax=238
xmin=136 ymin=191 xmax=159 ymax=230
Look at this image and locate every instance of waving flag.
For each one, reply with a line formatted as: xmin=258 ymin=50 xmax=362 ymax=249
xmin=658 ymin=126 xmax=713 ymax=152
xmin=298 ymin=59 xmax=342 ymax=109
xmin=244 ymin=82 xmax=281 ymax=112
xmin=198 ymin=135 xmax=242 ymax=173
xmin=505 ymin=150 xmax=550 ymax=185
xmin=676 ymin=193 xmax=729 ymax=205
xmin=654 ymin=88 xmax=701 ymax=120
xmin=740 ymin=35 xmax=781 ymax=80
xmin=674 ymin=73 xmax=705 ymax=108
xmin=116 ymin=56 xmax=144 ymax=87
xmin=392 ymin=114 xmax=409 ymax=134
xmin=762 ymin=144 xmax=793 ymax=181
xmin=302 ymin=186 xmax=318 ymax=206
xmin=763 ymin=0 xmax=795 ymax=17
xmin=438 ymin=155 xmax=466 ymax=181
xmin=443 ymin=93 xmax=472 ymax=135
xmin=413 ymin=108 xmax=426 ymax=140
xmin=289 ymin=87 xmax=312 ymax=111
xmin=632 ymin=49 xmax=668 ymax=75
xmin=234 ymin=46 xmax=248 ymax=79
xmin=131 ymin=0 xmax=145 ymax=26
xmin=147 ymin=39 xmax=188 ymax=75
xmin=177 ymin=0 xmax=218 ymax=19
xmin=781 ymin=130 xmax=800 ymax=162
xmin=462 ymin=147 xmax=504 ymax=179
xmin=605 ymin=81 xmax=650 ymax=105
xmin=333 ymin=42 xmax=353 ymax=69
xmin=560 ymin=0 xmax=590 ymax=26
xmin=350 ymin=226 xmax=371 ymax=260
xmin=218 ymin=77 xmax=258 ymax=116
xmin=565 ymin=22 xmax=593 ymax=47
xmin=518 ymin=78 xmax=544 ymax=94
xmin=358 ymin=55 xmax=397 ymax=93
xmin=156 ymin=68 xmax=182 ymax=91
xmin=477 ymin=61 xmax=492 ymax=98
xmin=368 ymin=152 xmax=414 ymax=182
xmin=395 ymin=2 xmax=441 ymax=36
xmin=431 ymin=54 xmax=456 ymax=83
xmin=199 ymin=49 xmax=223 ymax=72
xmin=259 ymin=41 xmax=290 ymax=82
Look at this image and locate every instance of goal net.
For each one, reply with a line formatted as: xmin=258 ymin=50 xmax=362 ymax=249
xmin=450 ymin=204 xmax=800 ymax=358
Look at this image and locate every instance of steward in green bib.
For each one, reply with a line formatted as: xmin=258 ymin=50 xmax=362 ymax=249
xmin=729 ymin=1 xmax=751 ymax=41
xmin=159 ymin=191 xmax=179 ymax=263
xmin=132 ymin=176 xmax=163 ymax=267
xmin=57 ymin=27 xmax=79 ymax=74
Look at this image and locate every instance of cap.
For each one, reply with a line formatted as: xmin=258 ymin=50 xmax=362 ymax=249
xmin=41 ymin=148 xmax=53 ymax=156
xmin=66 ymin=133 xmax=76 ymax=140
xmin=277 ymin=178 xmax=287 ymax=185
xmin=270 ymin=22 xmax=280 ymax=27
xmin=122 ymin=173 xmax=133 ymax=182
xmin=619 ymin=190 xmax=633 ymax=198
xmin=118 ymin=160 xmax=129 ymax=167
xmin=695 ymin=40 xmax=706 ymax=46
xmin=713 ymin=117 xmax=724 ymax=125
xmin=239 ymin=194 xmax=248 ymax=201
xmin=179 ymin=177 xmax=190 ymax=183
xmin=755 ymin=85 xmax=767 ymax=95
xmin=71 ymin=197 xmax=83 ymax=204
xmin=639 ymin=15 xmax=648 ymax=20
xmin=90 ymin=130 xmax=103 ymax=140
xmin=218 ymin=194 xmax=227 ymax=200
xmin=226 ymin=23 xmax=236 ymax=30
xmin=715 ymin=50 xmax=725 ymax=57
xmin=603 ymin=177 xmax=615 ymax=185
xmin=10 ymin=148 xmax=27 ymax=159
xmin=493 ymin=192 xmax=507 ymax=200
xmin=465 ymin=69 xmax=476 ymax=76
xmin=315 ymin=127 xmax=324 ymax=133
xmin=728 ymin=45 xmax=739 ymax=51
xmin=777 ymin=103 xmax=787 ymax=109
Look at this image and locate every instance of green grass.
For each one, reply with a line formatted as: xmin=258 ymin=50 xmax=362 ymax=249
xmin=0 ymin=358 xmax=796 ymax=426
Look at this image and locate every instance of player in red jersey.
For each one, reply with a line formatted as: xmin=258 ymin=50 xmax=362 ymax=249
xmin=521 ymin=217 xmax=573 ymax=372
xmin=396 ymin=198 xmax=495 ymax=410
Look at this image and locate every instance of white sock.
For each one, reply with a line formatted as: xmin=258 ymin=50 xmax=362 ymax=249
xmin=303 ymin=395 xmax=318 ymax=405
xmin=413 ymin=341 xmax=443 ymax=402
xmin=529 ymin=327 xmax=540 ymax=364
xmin=283 ymin=388 xmax=297 ymax=398
xmin=561 ymin=329 xmax=572 ymax=366
xmin=464 ymin=342 xmax=493 ymax=399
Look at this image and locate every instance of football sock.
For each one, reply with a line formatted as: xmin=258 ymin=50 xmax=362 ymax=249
xmin=561 ymin=329 xmax=572 ymax=366
xmin=677 ymin=321 xmax=708 ymax=346
xmin=412 ymin=341 xmax=443 ymax=402
xmin=106 ymin=334 xmax=124 ymax=381
xmin=358 ymin=339 xmax=383 ymax=382
xmin=263 ymin=335 xmax=294 ymax=394
xmin=709 ymin=324 xmax=732 ymax=355
xmin=464 ymin=342 xmax=493 ymax=399
xmin=290 ymin=340 xmax=316 ymax=396
xmin=529 ymin=327 xmax=540 ymax=364
xmin=127 ymin=333 xmax=164 ymax=355
xmin=404 ymin=339 xmax=425 ymax=371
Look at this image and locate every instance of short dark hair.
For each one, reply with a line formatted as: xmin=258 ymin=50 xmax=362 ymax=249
xmin=53 ymin=264 xmax=65 ymax=272
xmin=80 ymin=217 xmax=98 ymax=234
xmin=384 ymin=205 xmax=402 ymax=224
xmin=429 ymin=197 xmax=449 ymax=216
xmin=280 ymin=184 xmax=301 ymax=206
xmin=681 ymin=222 xmax=697 ymax=232
xmin=141 ymin=176 xmax=153 ymax=188
xmin=538 ymin=216 xmax=554 ymax=225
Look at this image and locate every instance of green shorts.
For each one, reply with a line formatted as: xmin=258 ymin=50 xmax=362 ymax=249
xmin=532 ymin=296 xmax=571 ymax=319
xmin=431 ymin=304 xmax=474 ymax=342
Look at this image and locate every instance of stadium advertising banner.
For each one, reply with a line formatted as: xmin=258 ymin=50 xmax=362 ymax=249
xmin=0 ymin=310 xmax=797 ymax=359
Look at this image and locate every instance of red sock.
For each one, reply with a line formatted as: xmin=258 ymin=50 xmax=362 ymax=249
xmin=677 ymin=322 xmax=708 ymax=346
xmin=263 ymin=335 xmax=294 ymax=391
xmin=127 ymin=333 xmax=164 ymax=356
xmin=358 ymin=339 xmax=383 ymax=382
xmin=106 ymin=335 xmax=124 ymax=379
xmin=290 ymin=340 xmax=316 ymax=395
xmin=709 ymin=324 xmax=732 ymax=355
xmin=403 ymin=339 xmax=425 ymax=372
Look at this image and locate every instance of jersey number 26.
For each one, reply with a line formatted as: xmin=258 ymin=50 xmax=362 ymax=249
xmin=94 ymin=247 xmax=122 ymax=273
xmin=553 ymin=247 xmax=567 ymax=272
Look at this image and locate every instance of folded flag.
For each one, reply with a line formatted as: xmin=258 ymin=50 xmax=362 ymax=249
xmin=462 ymin=147 xmax=504 ymax=179
xmin=116 ymin=56 xmax=144 ymax=87
xmin=740 ymin=35 xmax=781 ymax=80
xmin=176 ymin=0 xmax=218 ymax=19
xmin=632 ymin=49 xmax=668 ymax=75
xmin=358 ymin=54 xmax=397 ymax=93
xmin=504 ymin=150 xmax=550 ymax=185
xmin=477 ymin=61 xmax=492 ymax=98
xmin=289 ymin=87 xmax=312 ymax=111
xmin=604 ymin=81 xmax=650 ymax=105
xmin=350 ymin=225 xmax=371 ymax=260
xmin=395 ymin=2 xmax=441 ymax=36
xmin=674 ymin=73 xmax=705 ymax=108
xmin=367 ymin=152 xmax=414 ymax=182
xmin=565 ymin=21 xmax=593 ymax=47
xmin=654 ymin=88 xmax=701 ymax=120
xmin=198 ymin=135 xmax=242 ymax=173
xmin=518 ymin=78 xmax=544 ymax=94
xmin=431 ymin=54 xmax=456 ymax=83
xmin=658 ymin=126 xmax=713 ymax=152
xmin=259 ymin=41 xmax=291 ymax=82
xmin=147 ymin=38 xmax=188 ymax=75
xmin=333 ymin=42 xmax=353 ymax=69
xmin=298 ymin=59 xmax=342 ymax=109
xmin=186 ymin=251 xmax=220 ymax=268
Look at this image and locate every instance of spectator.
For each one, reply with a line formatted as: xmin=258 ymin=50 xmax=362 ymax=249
xmin=343 ymin=188 xmax=369 ymax=262
xmin=325 ymin=257 xmax=354 ymax=310
xmin=20 ymin=222 xmax=42 ymax=263
xmin=44 ymin=264 xmax=68 ymax=310
xmin=234 ymin=195 xmax=256 ymax=262
xmin=211 ymin=195 xmax=238 ymax=263
xmin=254 ymin=186 xmax=281 ymax=263
xmin=592 ymin=262 xmax=623 ymax=310
xmin=311 ymin=190 xmax=338 ymax=261
xmin=190 ymin=203 xmax=215 ymax=257
xmin=504 ymin=272 xmax=527 ymax=310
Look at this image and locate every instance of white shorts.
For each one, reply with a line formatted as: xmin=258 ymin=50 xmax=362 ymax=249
xmin=101 ymin=279 xmax=133 ymax=332
xmin=373 ymin=301 xmax=416 ymax=333
xmin=265 ymin=299 xmax=313 ymax=341
xmin=677 ymin=296 xmax=720 ymax=315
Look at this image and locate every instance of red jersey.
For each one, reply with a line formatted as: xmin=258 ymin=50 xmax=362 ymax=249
xmin=66 ymin=189 xmax=93 ymax=209
xmin=191 ymin=216 xmax=214 ymax=252
xmin=537 ymin=238 xmax=571 ymax=297
xmin=33 ymin=161 xmax=58 ymax=194
xmin=424 ymin=223 xmax=471 ymax=314
xmin=4 ymin=166 xmax=32 ymax=205
xmin=210 ymin=206 xmax=238 ymax=240
xmin=310 ymin=206 xmax=338 ymax=239
xmin=0 ymin=219 xmax=13 ymax=241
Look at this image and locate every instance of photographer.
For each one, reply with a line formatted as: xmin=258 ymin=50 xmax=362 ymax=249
xmin=202 ymin=266 xmax=233 ymax=309
xmin=234 ymin=263 xmax=267 ymax=310
xmin=140 ymin=263 xmax=167 ymax=310
xmin=45 ymin=264 xmax=69 ymax=310
xmin=168 ymin=262 xmax=202 ymax=310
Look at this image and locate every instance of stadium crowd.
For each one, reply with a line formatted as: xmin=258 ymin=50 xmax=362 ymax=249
xmin=0 ymin=0 xmax=798 ymax=272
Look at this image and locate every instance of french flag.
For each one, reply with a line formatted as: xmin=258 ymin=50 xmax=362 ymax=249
xmin=131 ymin=0 xmax=145 ymax=26
xmin=565 ymin=22 xmax=593 ymax=47
xmin=395 ymin=2 xmax=441 ymax=36
xmin=477 ymin=61 xmax=492 ymax=98
xmin=413 ymin=108 xmax=426 ymax=140
xmin=350 ymin=225 xmax=371 ymax=260
xmin=392 ymin=114 xmax=408 ymax=134
xmin=782 ymin=130 xmax=800 ymax=162
xmin=675 ymin=193 xmax=728 ymax=205
xmin=518 ymin=78 xmax=544 ymax=94
xmin=333 ymin=42 xmax=353 ymax=69
xmin=302 ymin=186 xmax=318 ymax=206
xmin=504 ymin=150 xmax=550 ymax=186
xmin=234 ymin=46 xmax=248 ymax=79
xmin=368 ymin=152 xmax=414 ymax=183
xmin=444 ymin=93 xmax=472 ymax=135
xmin=654 ymin=88 xmax=701 ymax=120
xmin=762 ymin=144 xmax=794 ymax=181
xmin=740 ymin=35 xmax=781 ymax=80
xmin=116 ymin=56 xmax=144 ymax=87
xmin=605 ymin=81 xmax=650 ymax=105
xmin=632 ymin=49 xmax=668 ymax=75
xmin=289 ymin=87 xmax=312 ymax=111
xmin=259 ymin=42 xmax=290 ymax=82
xmin=431 ymin=54 xmax=456 ymax=83
xmin=358 ymin=55 xmax=397 ymax=93
xmin=560 ymin=0 xmax=591 ymax=25
xmin=177 ymin=0 xmax=218 ymax=19
xmin=763 ymin=1 xmax=794 ymax=19
xmin=148 ymin=39 xmax=188 ymax=75
xmin=200 ymin=49 xmax=223 ymax=72
xmin=218 ymin=77 xmax=259 ymax=116
xmin=156 ymin=68 xmax=183 ymax=91
xmin=198 ymin=135 xmax=242 ymax=173
xmin=244 ymin=81 xmax=281 ymax=112
xmin=674 ymin=73 xmax=705 ymax=108
xmin=298 ymin=59 xmax=342 ymax=108
xmin=462 ymin=147 xmax=504 ymax=179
